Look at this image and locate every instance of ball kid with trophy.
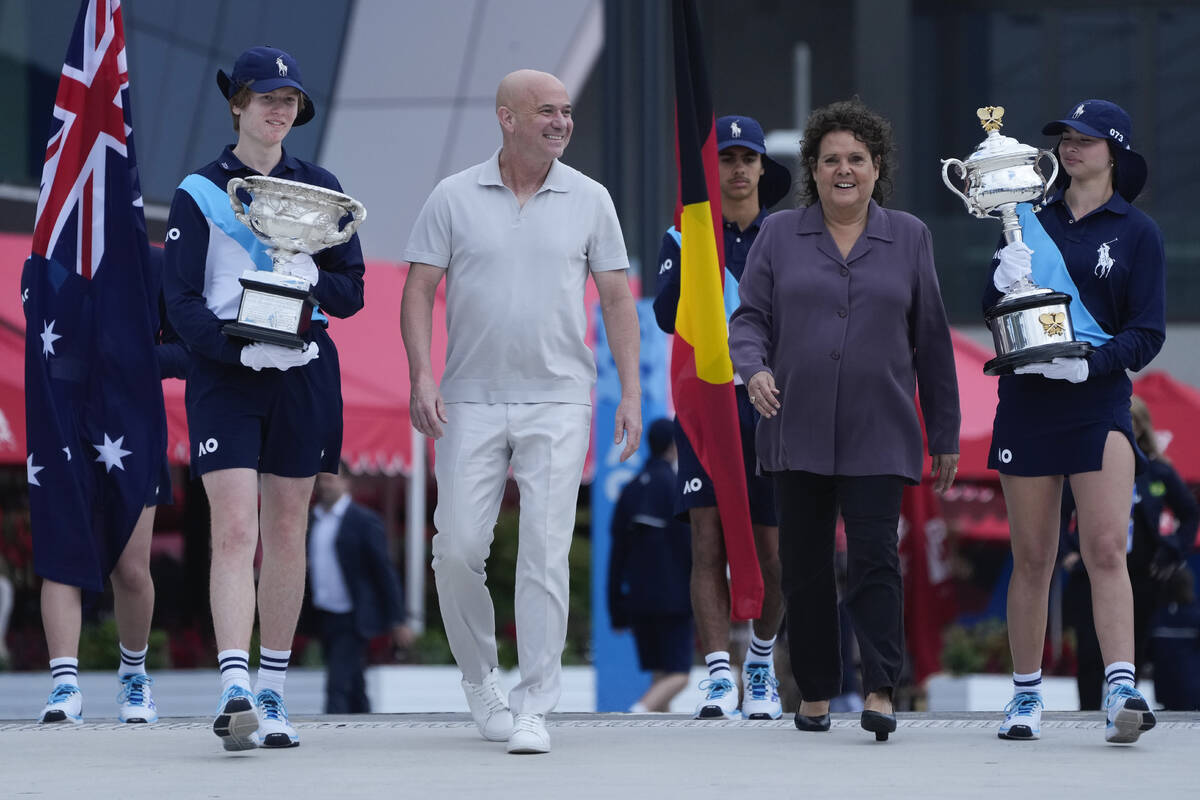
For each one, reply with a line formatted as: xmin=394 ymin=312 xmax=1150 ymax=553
xmin=163 ymin=45 xmax=366 ymax=753
xmin=945 ymin=100 xmax=1165 ymax=744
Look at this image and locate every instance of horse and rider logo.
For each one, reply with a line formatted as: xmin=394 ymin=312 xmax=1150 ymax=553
xmin=276 ymin=57 xmax=288 ymax=77
xmin=1095 ymin=239 xmax=1117 ymax=278
xmin=730 ymin=120 xmax=742 ymax=138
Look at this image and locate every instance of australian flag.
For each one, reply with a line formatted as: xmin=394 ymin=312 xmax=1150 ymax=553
xmin=22 ymin=0 xmax=166 ymax=592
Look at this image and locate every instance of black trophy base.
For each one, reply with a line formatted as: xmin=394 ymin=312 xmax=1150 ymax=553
xmin=983 ymin=341 xmax=1093 ymax=376
xmin=222 ymin=322 xmax=309 ymax=350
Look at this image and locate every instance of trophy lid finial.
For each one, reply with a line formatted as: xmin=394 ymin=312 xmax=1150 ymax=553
xmin=977 ymin=106 xmax=1005 ymax=133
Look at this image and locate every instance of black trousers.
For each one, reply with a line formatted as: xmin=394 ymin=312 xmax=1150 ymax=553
xmin=774 ymin=471 xmax=906 ymax=700
xmin=320 ymin=610 xmax=370 ymax=714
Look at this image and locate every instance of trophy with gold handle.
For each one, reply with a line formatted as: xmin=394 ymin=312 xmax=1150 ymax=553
xmin=941 ymin=106 xmax=1091 ymax=376
xmin=222 ymin=176 xmax=366 ymax=349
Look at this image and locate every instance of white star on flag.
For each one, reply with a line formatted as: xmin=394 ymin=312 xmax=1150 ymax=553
xmin=41 ymin=320 xmax=62 ymax=357
xmin=27 ymin=454 xmax=44 ymax=486
xmin=94 ymin=433 xmax=132 ymax=472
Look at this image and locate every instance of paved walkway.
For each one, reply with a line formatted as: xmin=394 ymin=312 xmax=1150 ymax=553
xmin=2 ymin=712 xmax=1197 ymax=798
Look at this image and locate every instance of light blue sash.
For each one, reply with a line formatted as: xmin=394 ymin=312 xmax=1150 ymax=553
xmin=1017 ymin=203 xmax=1110 ymax=347
xmin=182 ymin=174 xmax=327 ymax=323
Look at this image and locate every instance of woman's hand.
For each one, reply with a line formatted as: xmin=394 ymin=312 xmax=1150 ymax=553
xmin=930 ymin=453 xmax=959 ymax=494
xmin=747 ymin=371 xmax=780 ymax=418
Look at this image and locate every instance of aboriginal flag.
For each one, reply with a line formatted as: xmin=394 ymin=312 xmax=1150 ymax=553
xmin=670 ymin=0 xmax=762 ymax=621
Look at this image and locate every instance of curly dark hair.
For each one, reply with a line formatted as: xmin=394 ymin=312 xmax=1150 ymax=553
xmin=798 ymin=99 xmax=895 ymax=206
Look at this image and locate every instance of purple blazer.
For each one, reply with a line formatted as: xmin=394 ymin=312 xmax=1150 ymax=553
xmin=729 ymin=200 xmax=960 ymax=483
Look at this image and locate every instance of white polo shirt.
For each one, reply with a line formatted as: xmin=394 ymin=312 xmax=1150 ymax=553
xmin=403 ymin=149 xmax=629 ymax=404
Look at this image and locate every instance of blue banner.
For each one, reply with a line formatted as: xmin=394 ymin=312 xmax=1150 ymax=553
xmin=591 ymin=299 xmax=669 ymax=711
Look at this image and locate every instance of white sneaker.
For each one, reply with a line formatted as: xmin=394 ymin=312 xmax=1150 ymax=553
xmin=741 ymin=662 xmax=783 ymax=720
xmin=254 ymin=689 xmax=300 ymax=748
xmin=694 ymin=676 xmax=740 ymax=720
xmin=117 ymin=673 xmax=158 ymax=723
xmin=462 ymin=667 xmax=514 ymax=741
xmin=1104 ymin=683 xmax=1156 ymax=744
xmin=997 ymin=692 xmax=1042 ymax=740
xmin=506 ymin=713 xmax=551 ymax=754
xmin=39 ymin=683 xmax=83 ymax=724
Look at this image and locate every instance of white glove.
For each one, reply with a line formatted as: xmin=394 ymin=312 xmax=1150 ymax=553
xmin=281 ymin=252 xmax=319 ymax=287
xmin=993 ymin=241 xmax=1033 ymax=292
xmin=240 ymin=341 xmax=320 ymax=371
xmin=1014 ymin=357 xmax=1088 ymax=383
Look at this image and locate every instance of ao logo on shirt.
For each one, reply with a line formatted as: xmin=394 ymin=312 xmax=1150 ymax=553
xmin=998 ymin=448 xmax=1013 ymax=464
xmin=659 ymin=257 xmax=673 ymax=275
xmin=682 ymin=477 xmax=704 ymax=494
xmin=197 ymin=437 xmax=220 ymax=457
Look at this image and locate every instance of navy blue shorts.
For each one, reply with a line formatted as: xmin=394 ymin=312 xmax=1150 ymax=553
xmin=631 ymin=614 xmax=694 ymax=673
xmin=185 ymin=326 xmax=343 ymax=478
xmin=988 ymin=372 xmax=1145 ymax=476
xmin=673 ymin=385 xmax=777 ymax=525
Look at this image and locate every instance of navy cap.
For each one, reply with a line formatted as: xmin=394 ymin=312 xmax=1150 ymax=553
xmin=715 ymin=115 xmax=793 ymax=209
xmin=1042 ymin=99 xmax=1146 ymax=201
xmin=646 ymin=418 xmax=675 ymax=459
xmin=217 ymin=46 xmax=314 ymax=126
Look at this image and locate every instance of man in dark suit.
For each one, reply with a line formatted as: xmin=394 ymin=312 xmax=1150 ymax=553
xmin=308 ymin=464 xmax=414 ymax=713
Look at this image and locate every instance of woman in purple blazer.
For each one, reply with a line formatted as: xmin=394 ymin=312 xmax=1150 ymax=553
xmin=729 ymin=100 xmax=960 ymax=741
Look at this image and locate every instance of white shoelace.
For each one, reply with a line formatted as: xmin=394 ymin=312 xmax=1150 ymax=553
xmin=513 ymin=714 xmax=544 ymax=734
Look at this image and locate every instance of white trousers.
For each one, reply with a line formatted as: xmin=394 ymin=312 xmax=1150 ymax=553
xmin=432 ymin=402 xmax=591 ymax=715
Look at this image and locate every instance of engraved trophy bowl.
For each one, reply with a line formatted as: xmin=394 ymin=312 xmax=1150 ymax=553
xmin=222 ymin=176 xmax=367 ymax=349
xmin=940 ymin=106 xmax=1091 ymax=376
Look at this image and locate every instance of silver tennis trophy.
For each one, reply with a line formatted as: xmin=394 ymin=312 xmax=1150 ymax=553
xmin=941 ymin=106 xmax=1091 ymax=376
xmin=222 ymin=176 xmax=367 ymax=349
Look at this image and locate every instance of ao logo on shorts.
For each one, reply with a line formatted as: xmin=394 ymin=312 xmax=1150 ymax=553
xmin=682 ymin=477 xmax=703 ymax=494
xmin=998 ymin=448 xmax=1013 ymax=464
xmin=197 ymin=437 xmax=219 ymax=457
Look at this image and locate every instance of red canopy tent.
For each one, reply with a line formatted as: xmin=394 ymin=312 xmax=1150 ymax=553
xmin=950 ymin=329 xmax=1002 ymax=481
xmin=0 ymin=323 xmax=28 ymax=461
xmin=1128 ymin=371 xmax=1200 ymax=484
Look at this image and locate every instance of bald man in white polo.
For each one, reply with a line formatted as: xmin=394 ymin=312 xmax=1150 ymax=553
xmin=401 ymin=69 xmax=641 ymax=755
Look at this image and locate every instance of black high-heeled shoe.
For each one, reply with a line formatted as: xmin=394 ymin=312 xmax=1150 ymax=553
xmin=793 ymin=711 xmax=831 ymax=732
xmin=860 ymin=709 xmax=897 ymax=741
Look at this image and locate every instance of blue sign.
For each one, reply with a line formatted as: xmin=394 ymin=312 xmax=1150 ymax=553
xmin=590 ymin=299 xmax=669 ymax=711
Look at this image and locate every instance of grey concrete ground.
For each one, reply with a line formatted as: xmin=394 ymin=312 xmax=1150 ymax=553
xmin=1 ymin=712 xmax=1197 ymax=799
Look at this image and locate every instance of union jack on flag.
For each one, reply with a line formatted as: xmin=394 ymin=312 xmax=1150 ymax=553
xmin=22 ymin=0 xmax=167 ymax=592
xmin=32 ymin=0 xmax=141 ymax=278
